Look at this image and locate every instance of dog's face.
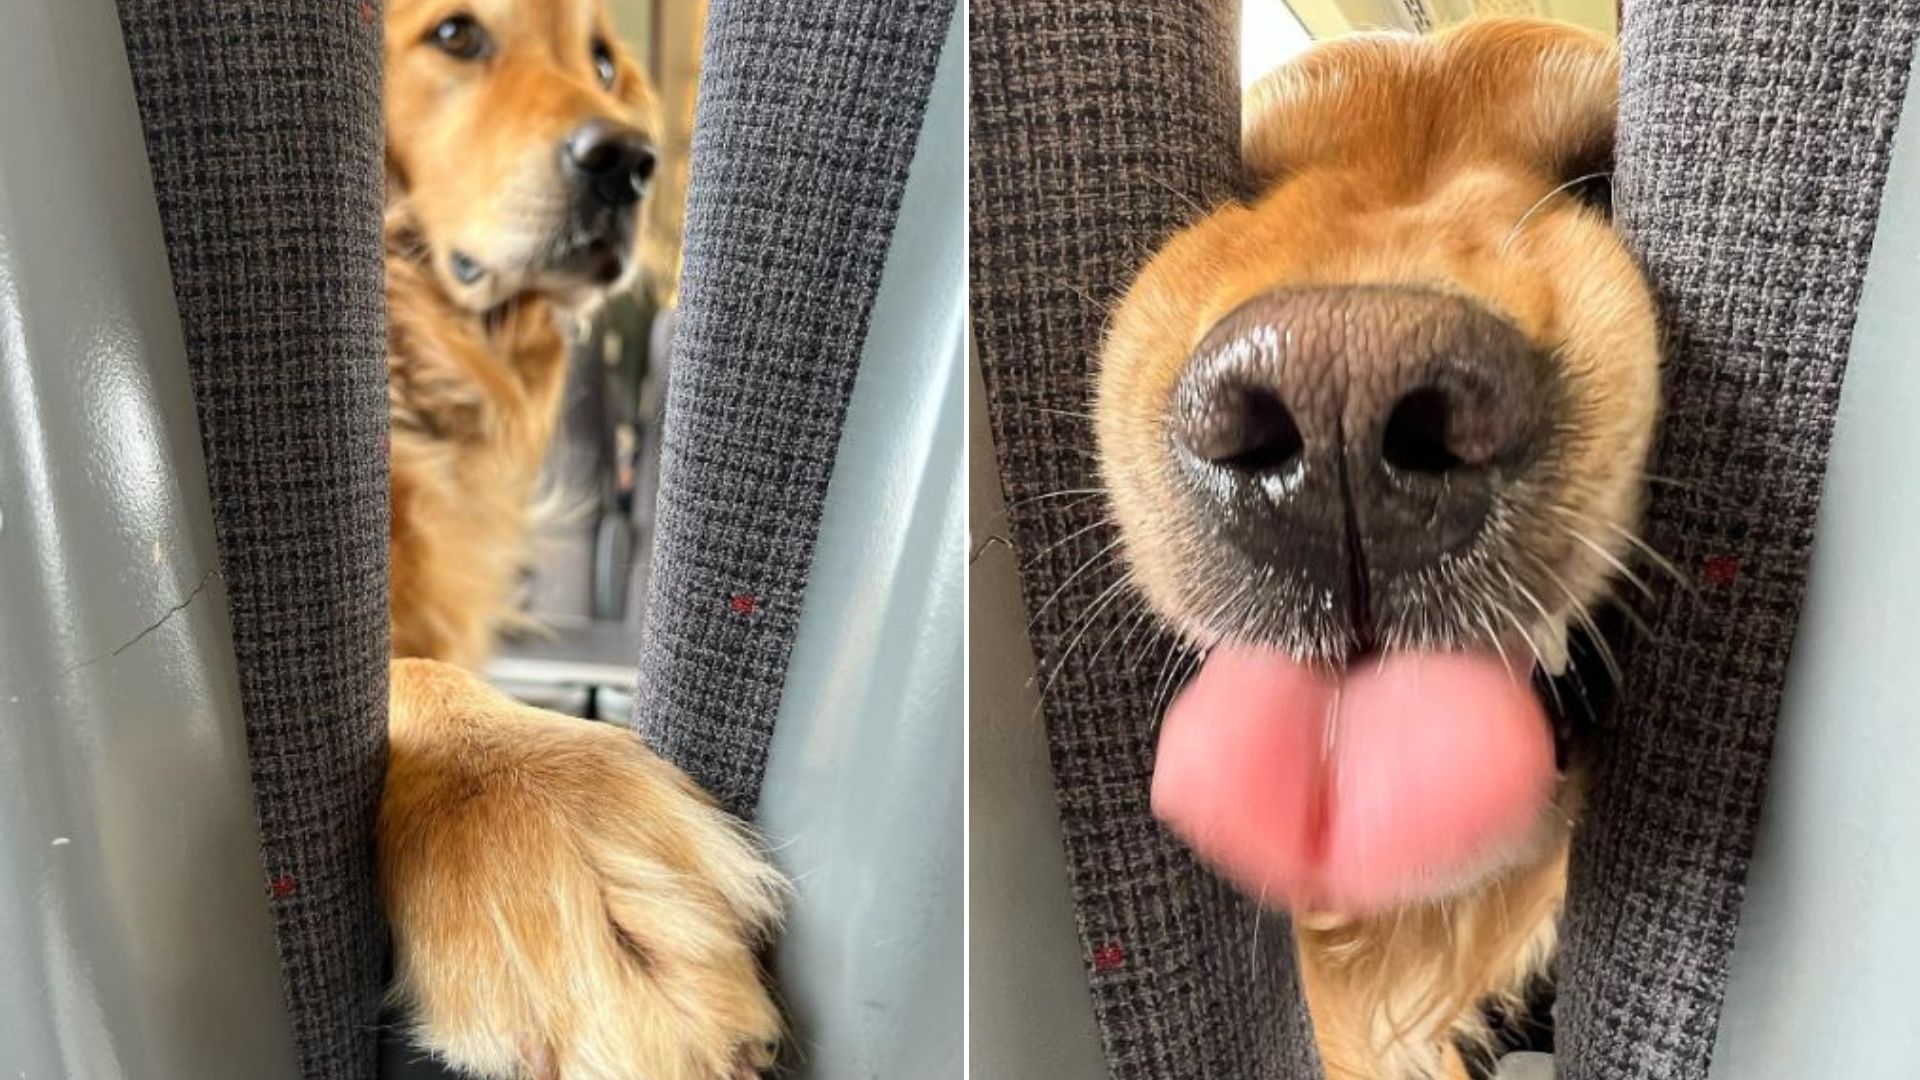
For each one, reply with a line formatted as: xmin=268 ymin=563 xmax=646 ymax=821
xmin=1098 ymin=20 xmax=1660 ymax=911
xmin=385 ymin=0 xmax=659 ymax=311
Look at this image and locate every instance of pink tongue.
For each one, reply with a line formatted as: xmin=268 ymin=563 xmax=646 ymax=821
xmin=1152 ymin=645 xmax=1554 ymax=913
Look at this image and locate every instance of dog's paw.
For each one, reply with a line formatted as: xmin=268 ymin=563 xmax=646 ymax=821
xmin=379 ymin=659 xmax=785 ymax=1080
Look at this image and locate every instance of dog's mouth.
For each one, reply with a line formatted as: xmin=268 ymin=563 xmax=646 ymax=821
xmin=540 ymin=202 xmax=638 ymax=286
xmin=1140 ymin=488 xmax=1610 ymax=916
xmin=443 ymin=202 xmax=638 ymax=307
xmin=1139 ymin=450 xmax=1625 ymax=916
xmin=1128 ymin=286 xmax=1624 ymax=915
xmin=1150 ymin=626 xmax=1581 ymax=915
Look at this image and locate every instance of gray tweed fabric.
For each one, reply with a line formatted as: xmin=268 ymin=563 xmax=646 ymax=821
xmin=113 ymin=3 xmax=390 ymax=1077
xmin=1558 ymin=3 xmax=1918 ymax=1078
xmin=971 ymin=3 xmax=1323 ymax=1077
xmin=632 ymin=0 xmax=955 ymax=817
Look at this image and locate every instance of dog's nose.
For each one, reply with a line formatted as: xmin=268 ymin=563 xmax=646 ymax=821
xmin=1170 ymin=286 xmax=1553 ymax=603
xmin=562 ymin=119 xmax=656 ymax=207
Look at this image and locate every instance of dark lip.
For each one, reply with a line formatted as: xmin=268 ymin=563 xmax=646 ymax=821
xmin=545 ymin=209 xmax=635 ymax=285
xmin=450 ymin=249 xmax=486 ymax=284
xmin=549 ymin=237 xmax=628 ymax=284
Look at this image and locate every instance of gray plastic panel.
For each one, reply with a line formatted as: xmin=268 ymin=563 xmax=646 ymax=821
xmin=1706 ymin=35 xmax=1920 ymax=1080
xmin=0 ymin=1 xmax=300 ymax=1077
xmin=750 ymin=12 xmax=964 ymax=1080
xmin=966 ymin=349 xmax=1112 ymax=1080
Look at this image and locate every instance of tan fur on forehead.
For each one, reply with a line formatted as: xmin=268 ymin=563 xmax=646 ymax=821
xmin=385 ymin=0 xmax=660 ymax=171
xmin=1244 ymin=19 xmax=1616 ymax=188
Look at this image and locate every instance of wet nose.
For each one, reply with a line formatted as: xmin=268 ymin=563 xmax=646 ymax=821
xmin=561 ymin=119 xmax=656 ymax=208
xmin=1169 ymin=285 xmax=1554 ymax=599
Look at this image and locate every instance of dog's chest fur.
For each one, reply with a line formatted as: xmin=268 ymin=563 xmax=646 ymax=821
xmin=384 ymin=233 xmax=571 ymax=668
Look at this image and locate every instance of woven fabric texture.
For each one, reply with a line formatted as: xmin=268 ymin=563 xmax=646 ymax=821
xmin=632 ymin=0 xmax=954 ymax=817
xmin=1558 ymin=3 xmax=1918 ymax=1078
xmin=971 ymin=3 xmax=1324 ymax=1077
xmin=113 ymin=2 xmax=390 ymax=1077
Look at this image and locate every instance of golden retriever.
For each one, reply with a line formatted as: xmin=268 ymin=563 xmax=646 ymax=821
xmin=1094 ymin=19 xmax=1658 ymax=1079
xmin=375 ymin=2 xmax=784 ymax=1076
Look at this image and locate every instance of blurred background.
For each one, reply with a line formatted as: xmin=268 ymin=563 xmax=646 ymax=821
xmin=487 ymin=0 xmax=706 ymax=717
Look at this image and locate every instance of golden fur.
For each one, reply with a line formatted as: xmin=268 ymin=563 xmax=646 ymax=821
xmin=377 ymin=2 xmax=785 ymax=1076
xmin=1094 ymin=19 xmax=1660 ymax=1079
xmin=384 ymin=0 xmax=659 ymax=665
xmin=386 ymin=245 xmax=569 ymax=667
xmin=383 ymin=661 xmax=783 ymax=1079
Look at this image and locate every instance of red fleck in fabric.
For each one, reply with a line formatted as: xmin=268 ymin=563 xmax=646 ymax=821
xmin=1093 ymin=943 xmax=1125 ymax=972
xmin=1702 ymin=555 xmax=1740 ymax=586
xmin=730 ymin=594 xmax=759 ymax=616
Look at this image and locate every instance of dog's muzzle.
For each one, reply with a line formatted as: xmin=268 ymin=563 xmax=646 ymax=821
xmin=1168 ymin=284 xmax=1559 ymax=652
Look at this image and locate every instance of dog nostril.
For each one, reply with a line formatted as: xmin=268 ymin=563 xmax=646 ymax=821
xmin=1382 ymin=386 xmax=1465 ymax=474
xmin=563 ymin=121 xmax=655 ymax=206
xmin=566 ymin=124 xmax=618 ymax=173
xmin=1183 ymin=384 xmax=1305 ymax=472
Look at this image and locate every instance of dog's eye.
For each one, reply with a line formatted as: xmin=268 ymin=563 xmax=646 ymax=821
xmin=1566 ymin=164 xmax=1612 ymax=216
xmin=592 ymin=38 xmax=617 ymax=89
xmin=1565 ymin=171 xmax=1613 ymax=215
xmin=428 ymin=14 xmax=492 ymax=61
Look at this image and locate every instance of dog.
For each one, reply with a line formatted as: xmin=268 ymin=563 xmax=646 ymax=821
xmin=1094 ymin=19 xmax=1658 ymax=1080
xmin=376 ymin=2 xmax=785 ymax=1076
xmin=384 ymin=0 xmax=658 ymax=667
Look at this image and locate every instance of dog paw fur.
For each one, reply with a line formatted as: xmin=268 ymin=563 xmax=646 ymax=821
xmin=379 ymin=659 xmax=784 ymax=1079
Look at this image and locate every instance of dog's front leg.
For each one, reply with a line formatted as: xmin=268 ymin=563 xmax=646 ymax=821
xmin=378 ymin=659 xmax=784 ymax=1080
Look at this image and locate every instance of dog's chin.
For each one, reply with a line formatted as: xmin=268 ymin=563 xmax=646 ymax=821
xmin=432 ymin=223 xmax=642 ymax=316
xmin=527 ymin=238 xmax=641 ymax=314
